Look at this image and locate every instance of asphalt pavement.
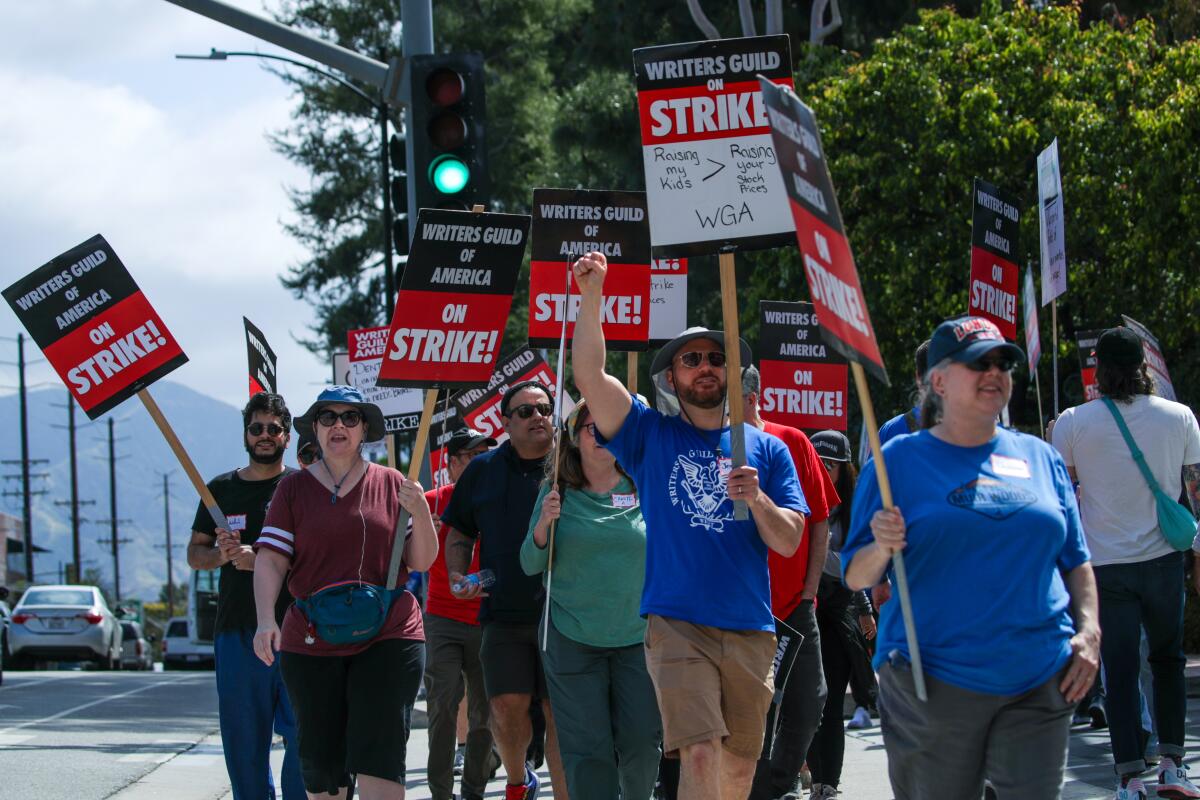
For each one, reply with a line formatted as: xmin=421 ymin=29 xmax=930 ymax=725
xmin=4 ymin=668 xmax=1200 ymax=799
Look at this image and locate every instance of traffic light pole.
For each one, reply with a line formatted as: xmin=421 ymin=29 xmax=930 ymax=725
xmin=401 ymin=0 xmax=434 ymax=249
xmin=162 ymin=0 xmax=403 ymax=103
xmin=379 ymin=104 xmax=396 ymax=315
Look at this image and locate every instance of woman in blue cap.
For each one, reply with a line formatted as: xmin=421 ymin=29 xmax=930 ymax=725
xmin=252 ymin=385 xmax=438 ymax=800
xmin=842 ymin=317 xmax=1100 ymax=799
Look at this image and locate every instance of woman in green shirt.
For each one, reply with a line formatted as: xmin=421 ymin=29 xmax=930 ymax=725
xmin=521 ymin=399 xmax=662 ymax=800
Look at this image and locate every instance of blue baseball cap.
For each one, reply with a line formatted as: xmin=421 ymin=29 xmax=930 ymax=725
xmin=294 ymin=385 xmax=387 ymax=443
xmin=927 ymin=317 xmax=1024 ymax=368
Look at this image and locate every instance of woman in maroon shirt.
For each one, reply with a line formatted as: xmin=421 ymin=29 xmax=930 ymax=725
xmin=252 ymin=385 xmax=438 ymax=800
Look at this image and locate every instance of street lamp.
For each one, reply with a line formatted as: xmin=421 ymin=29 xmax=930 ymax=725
xmin=176 ymin=48 xmax=401 ymax=317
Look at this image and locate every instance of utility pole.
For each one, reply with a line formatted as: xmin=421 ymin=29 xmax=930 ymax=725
xmin=53 ymin=394 xmax=94 ymax=582
xmin=95 ymin=418 xmax=132 ymax=600
xmin=1 ymin=333 xmax=49 ymax=583
xmin=161 ymin=473 xmax=176 ymax=618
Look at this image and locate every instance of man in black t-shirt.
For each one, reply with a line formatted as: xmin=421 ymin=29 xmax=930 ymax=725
xmin=442 ymin=380 xmax=566 ymax=800
xmin=187 ymin=392 xmax=303 ymax=800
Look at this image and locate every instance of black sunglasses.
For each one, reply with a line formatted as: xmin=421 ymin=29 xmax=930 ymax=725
xmin=297 ymin=447 xmax=319 ymax=465
xmin=677 ymin=351 xmax=727 ymax=369
xmin=508 ymin=402 xmax=552 ymax=420
xmin=246 ymin=422 xmax=285 ymax=437
xmin=965 ymin=355 xmax=1018 ymax=373
xmin=315 ymin=409 xmax=363 ymax=428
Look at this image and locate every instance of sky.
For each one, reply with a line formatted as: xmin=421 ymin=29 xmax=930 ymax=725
xmin=0 ymin=0 xmax=348 ymax=411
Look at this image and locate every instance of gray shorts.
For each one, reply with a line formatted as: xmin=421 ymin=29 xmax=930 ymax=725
xmin=878 ymin=655 xmax=1074 ymax=799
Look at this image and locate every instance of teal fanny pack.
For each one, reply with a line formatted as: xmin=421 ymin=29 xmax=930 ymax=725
xmin=295 ymin=581 xmax=407 ymax=645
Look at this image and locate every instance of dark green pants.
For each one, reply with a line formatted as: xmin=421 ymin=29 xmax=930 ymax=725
xmin=543 ymin=616 xmax=662 ymax=800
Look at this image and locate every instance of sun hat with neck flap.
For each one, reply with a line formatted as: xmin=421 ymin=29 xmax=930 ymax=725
xmin=294 ymin=385 xmax=387 ymax=443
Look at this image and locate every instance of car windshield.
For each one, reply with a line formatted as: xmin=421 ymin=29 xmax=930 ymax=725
xmin=166 ymin=621 xmax=188 ymax=637
xmin=22 ymin=589 xmax=94 ymax=606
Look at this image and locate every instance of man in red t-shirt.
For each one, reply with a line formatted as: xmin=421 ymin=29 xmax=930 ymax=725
xmin=742 ymin=366 xmax=840 ymax=800
xmin=423 ymin=428 xmax=498 ymax=800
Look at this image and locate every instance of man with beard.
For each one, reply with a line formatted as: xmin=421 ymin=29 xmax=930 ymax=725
xmin=570 ymin=252 xmax=808 ymax=800
xmin=442 ymin=382 xmax=569 ymax=800
xmin=188 ymin=391 xmax=303 ymax=800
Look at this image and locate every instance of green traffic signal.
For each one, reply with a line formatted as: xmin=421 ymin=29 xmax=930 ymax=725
xmin=429 ymin=155 xmax=470 ymax=194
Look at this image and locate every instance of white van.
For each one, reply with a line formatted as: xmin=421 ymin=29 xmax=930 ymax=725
xmin=162 ymin=616 xmax=214 ymax=670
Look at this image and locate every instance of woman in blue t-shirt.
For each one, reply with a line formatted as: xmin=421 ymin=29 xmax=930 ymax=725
xmin=842 ymin=317 xmax=1100 ymax=800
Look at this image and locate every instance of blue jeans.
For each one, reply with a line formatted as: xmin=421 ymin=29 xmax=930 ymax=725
xmin=215 ymin=629 xmax=305 ymax=800
xmin=1094 ymin=551 xmax=1187 ymax=776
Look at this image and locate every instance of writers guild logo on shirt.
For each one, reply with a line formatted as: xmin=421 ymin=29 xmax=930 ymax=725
xmin=668 ymin=454 xmax=732 ymax=532
xmin=947 ymin=477 xmax=1036 ymax=521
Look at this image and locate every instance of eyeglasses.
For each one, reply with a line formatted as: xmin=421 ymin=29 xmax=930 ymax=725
xmin=579 ymin=422 xmax=598 ymax=438
xmin=315 ymin=409 xmax=363 ymax=428
xmin=964 ymin=355 xmax=1018 ymax=373
xmin=508 ymin=402 xmax=552 ymax=419
xmin=297 ymin=447 xmax=319 ymax=465
xmin=246 ymin=422 xmax=285 ymax=437
xmin=677 ymin=351 xmax=726 ymax=369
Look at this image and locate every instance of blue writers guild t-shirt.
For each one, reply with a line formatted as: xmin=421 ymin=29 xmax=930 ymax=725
xmin=600 ymin=398 xmax=808 ymax=632
xmin=842 ymin=428 xmax=1090 ymax=695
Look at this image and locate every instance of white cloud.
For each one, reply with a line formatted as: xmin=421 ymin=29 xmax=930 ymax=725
xmin=0 ymin=0 xmax=363 ymax=410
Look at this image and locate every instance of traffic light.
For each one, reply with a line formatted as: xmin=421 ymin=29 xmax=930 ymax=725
xmin=408 ymin=53 xmax=489 ymax=212
xmin=389 ymin=132 xmax=408 ymax=256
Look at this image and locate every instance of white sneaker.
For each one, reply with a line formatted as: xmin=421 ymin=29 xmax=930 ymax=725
xmin=1116 ymin=778 xmax=1148 ymax=799
xmin=846 ymin=706 xmax=872 ymax=729
xmin=812 ymin=786 xmax=838 ymax=798
xmin=1158 ymin=758 xmax=1200 ymax=799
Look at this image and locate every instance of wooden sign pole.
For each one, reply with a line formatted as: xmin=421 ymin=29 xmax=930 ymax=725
xmin=1051 ymin=299 xmax=1060 ymax=416
xmin=718 ymin=250 xmax=749 ymax=520
xmin=138 ymin=388 xmax=228 ymax=530
xmin=627 ymin=352 xmax=638 ymax=394
xmin=850 ymin=361 xmax=927 ymax=701
xmin=542 ymin=256 xmax=572 ymax=650
xmin=386 ymin=387 xmax=438 ymax=589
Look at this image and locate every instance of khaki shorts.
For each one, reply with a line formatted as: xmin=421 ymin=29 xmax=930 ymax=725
xmin=643 ymin=614 xmax=776 ymax=760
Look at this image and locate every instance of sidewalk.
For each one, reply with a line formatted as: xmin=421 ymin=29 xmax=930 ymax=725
xmin=112 ymin=657 xmax=1200 ymax=799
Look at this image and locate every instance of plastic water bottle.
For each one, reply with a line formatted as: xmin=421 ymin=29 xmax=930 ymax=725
xmin=453 ymin=569 xmax=495 ymax=594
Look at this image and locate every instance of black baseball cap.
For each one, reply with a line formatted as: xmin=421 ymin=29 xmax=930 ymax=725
xmin=1096 ymin=327 xmax=1144 ymax=368
xmin=810 ymin=430 xmax=851 ymax=462
xmin=446 ymin=428 xmax=497 ymax=457
xmin=927 ymin=317 xmax=1024 ymax=368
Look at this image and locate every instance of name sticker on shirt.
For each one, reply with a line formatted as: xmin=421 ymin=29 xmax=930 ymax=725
xmin=226 ymin=513 xmax=248 ymax=531
xmin=612 ymin=493 xmax=637 ymax=509
xmin=990 ymin=455 xmax=1031 ymax=479
xmin=717 ymin=456 xmax=733 ymax=480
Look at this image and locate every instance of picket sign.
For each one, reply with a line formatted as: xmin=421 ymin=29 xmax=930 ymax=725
xmin=2 ymin=234 xmax=231 ymax=531
xmin=760 ymin=78 xmax=927 ymax=701
xmin=381 ymin=200 xmax=528 ymax=585
xmin=633 ymin=34 xmax=798 ymax=522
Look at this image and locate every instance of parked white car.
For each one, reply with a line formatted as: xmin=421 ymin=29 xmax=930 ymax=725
xmin=9 ymin=585 xmax=122 ymax=670
xmin=162 ymin=616 xmax=214 ymax=670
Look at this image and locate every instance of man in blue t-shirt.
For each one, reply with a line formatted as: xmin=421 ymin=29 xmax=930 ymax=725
xmin=877 ymin=338 xmax=930 ymax=446
xmin=570 ymin=251 xmax=808 ymax=800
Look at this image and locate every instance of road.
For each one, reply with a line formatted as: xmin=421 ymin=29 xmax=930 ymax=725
xmin=3 ymin=668 xmax=1200 ymax=798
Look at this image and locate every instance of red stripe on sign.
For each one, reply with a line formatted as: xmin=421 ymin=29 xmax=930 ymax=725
xmin=42 ymin=292 xmax=185 ymax=413
xmin=759 ymin=360 xmax=849 ymax=431
xmin=527 ymin=261 xmax=650 ymax=348
xmin=789 ymin=200 xmax=884 ymax=372
xmin=968 ymin=247 xmax=1018 ymax=341
xmin=651 ymin=257 xmax=688 ymax=275
xmin=377 ymin=290 xmax=512 ymax=387
xmin=637 ymin=79 xmax=793 ymax=145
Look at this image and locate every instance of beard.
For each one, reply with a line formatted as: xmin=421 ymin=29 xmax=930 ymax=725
xmin=245 ymin=440 xmax=285 ymax=465
xmin=677 ymin=376 xmax=726 ymax=409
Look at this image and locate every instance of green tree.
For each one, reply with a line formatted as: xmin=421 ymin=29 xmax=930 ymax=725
xmin=272 ymin=2 xmax=1198 ymax=433
xmin=743 ymin=2 xmax=1200 ymax=425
